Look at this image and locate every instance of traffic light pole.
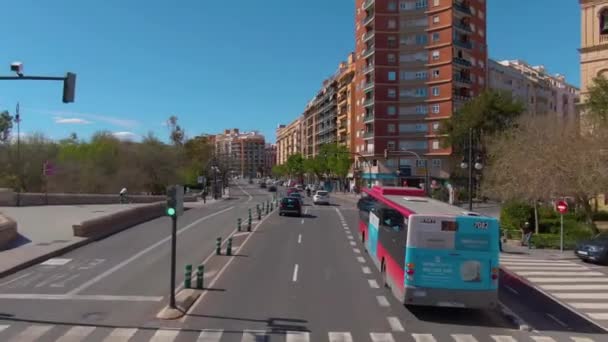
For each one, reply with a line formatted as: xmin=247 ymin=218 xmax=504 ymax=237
xmin=0 ymin=73 xmax=77 ymax=103
xmin=169 ymin=215 xmax=177 ymax=309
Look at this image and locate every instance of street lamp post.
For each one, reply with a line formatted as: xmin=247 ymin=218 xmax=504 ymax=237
xmin=460 ymin=128 xmax=483 ymax=211
xmin=384 ymin=149 xmax=430 ymax=195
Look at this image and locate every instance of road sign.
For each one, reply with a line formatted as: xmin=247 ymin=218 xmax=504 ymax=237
xmin=556 ymin=200 xmax=568 ymax=214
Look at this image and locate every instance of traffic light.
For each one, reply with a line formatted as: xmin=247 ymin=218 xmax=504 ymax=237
xmin=166 ymin=186 xmax=177 ymax=217
xmin=63 ymin=72 xmax=76 ymax=103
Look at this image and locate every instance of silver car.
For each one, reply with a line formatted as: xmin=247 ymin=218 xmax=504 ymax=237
xmin=313 ymin=190 xmax=330 ymax=205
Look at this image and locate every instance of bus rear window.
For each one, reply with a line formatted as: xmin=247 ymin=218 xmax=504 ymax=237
xmin=441 ymin=221 xmax=458 ymax=232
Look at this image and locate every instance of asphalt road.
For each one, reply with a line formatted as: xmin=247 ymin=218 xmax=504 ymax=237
xmin=0 ymin=183 xmax=606 ymax=341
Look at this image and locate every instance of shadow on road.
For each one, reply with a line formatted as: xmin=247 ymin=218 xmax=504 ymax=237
xmin=2 ymin=234 xmax=32 ymax=250
xmin=406 ymin=306 xmax=517 ymax=329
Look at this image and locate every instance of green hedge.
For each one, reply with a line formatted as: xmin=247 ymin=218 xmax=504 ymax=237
xmin=500 ymin=201 xmax=533 ymax=231
xmin=531 ymin=229 xmax=594 ymax=249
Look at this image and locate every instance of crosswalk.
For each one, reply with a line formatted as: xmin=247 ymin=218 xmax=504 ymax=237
xmin=500 ymin=255 xmax=608 ymax=330
xmin=0 ymin=324 xmax=602 ymax=342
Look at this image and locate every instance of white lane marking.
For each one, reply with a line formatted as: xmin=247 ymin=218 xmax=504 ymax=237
xmin=528 ymin=277 xmax=608 ymax=283
xmin=501 ymin=261 xmax=577 ymax=266
xmin=357 ymin=256 xmax=366 ymax=263
xmin=530 ymin=337 xmax=557 ymax=342
xmin=504 ymin=285 xmax=519 ymax=295
xmin=35 ymin=273 xmax=68 ymax=288
xmin=305 ymin=208 xmax=309 ymax=214
xmin=0 ymin=272 xmax=33 ymax=287
xmin=570 ymin=337 xmax=596 ymax=342
xmin=588 ymin=312 xmax=608 ymax=320
xmin=554 ymin=293 xmax=608 ymax=299
xmin=506 ymin=266 xmax=587 ymax=271
xmin=343 ymin=227 xmax=349 ymax=230
xmin=370 ymin=333 xmax=395 ymax=342
xmin=0 ymin=325 xmax=8 ymax=333
xmin=353 ymin=248 xmax=361 ymax=254
xmin=8 ymin=325 xmax=52 ymax=342
xmin=298 ymin=234 xmax=302 ymax=244
xmin=347 ymin=235 xmax=354 ymax=240
xmin=516 ymin=271 xmax=603 ymax=276
xmin=570 ymin=302 xmax=608 ymax=309
xmin=150 ymin=329 xmax=179 ymax=341
xmin=233 ymin=232 xmax=250 ymax=237
xmin=546 ymin=313 xmax=568 ymax=327
xmin=387 ymin=316 xmax=404 ymax=332
xmin=286 ymin=331 xmax=310 ymax=342
xmin=56 ymin=326 xmax=96 ymax=342
xmin=362 ymin=266 xmax=371 ymax=274
xmin=412 ymin=334 xmax=436 ymax=342
xmin=40 ymin=258 xmax=72 ymax=266
xmin=50 ymin=274 xmax=81 ymax=288
xmin=197 ymin=329 xmax=223 ymax=342
xmin=242 ymin=330 xmax=267 ymax=342
xmin=491 ymin=336 xmax=517 ymax=342
xmin=376 ymin=295 xmax=390 ymax=307
xmin=102 ymin=328 xmax=137 ymax=342
xmin=328 ymin=332 xmax=353 ymax=342
xmin=292 ymin=264 xmax=299 ymax=282
xmin=68 ymin=206 xmax=234 ymax=295
xmin=368 ymin=279 xmax=379 ymax=288
xmin=342 ymin=223 xmax=348 ymax=227
xmin=349 ymin=241 xmax=356 ymax=246
xmin=301 ymin=219 xmax=304 ymax=224
xmin=542 ymin=284 xmax=608 ymax=290
xmin=0 ymin=294 xmax=162 ymax=301
xmin=451 ymin=334 xmax=478 ymax=342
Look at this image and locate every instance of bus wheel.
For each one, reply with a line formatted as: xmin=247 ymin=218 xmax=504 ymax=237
xmin=361 ymin=231 xmax=365 ymax=243
xmin=381 ymin=259 xmax=390 ymax=289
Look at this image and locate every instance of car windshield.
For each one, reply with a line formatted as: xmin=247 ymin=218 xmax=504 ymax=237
xmin=282 ymin=198 xmax=298 ymax=205
xmin=290 ymin=193 xmax=301 ymax=198
xmin=316 ymin=191 xmax=328 ymax=196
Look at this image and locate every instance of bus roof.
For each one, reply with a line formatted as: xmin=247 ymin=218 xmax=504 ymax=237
xmin=367 ymin=185 xmax=426 ymax=197
xmin=385 ymin=195 xmax=480 ymax=216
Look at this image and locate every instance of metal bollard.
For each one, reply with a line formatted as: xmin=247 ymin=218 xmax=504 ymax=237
xmin=196 ymin=265 xmax=204 ymax=289
xmin=248 ymin=216 xmax=252 ymax=231
xmin=216 ymin=237 xmax=222 ymax=255
xmin=266 ymin=204 xmax=269 ymax=215
xmin=184 ymin=264 xmax=192 ymax=289
xmin=248 ymin=208 xmax=252 ymax=218
xmin=226 ymin=237 xmax=233 ymax=256
xmin=256 ymin=204 xmax=260 ymax=213
xmin=258 ymin=208 xmax=262 ymax=220
xmin=270 ymin=202 xmax=273 ymax=211
xmin=237 ymin=218 xmax=242 ymax=232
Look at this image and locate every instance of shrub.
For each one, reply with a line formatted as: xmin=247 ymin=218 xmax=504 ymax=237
xmin=532 ymin=228 xmax=594 ymax=249
xmin=500 ymin=200 xmax=533 ymax=231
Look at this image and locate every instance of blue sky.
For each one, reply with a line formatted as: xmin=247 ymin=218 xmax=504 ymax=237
xmin=0 ymin=0 xmax=580 ymax=143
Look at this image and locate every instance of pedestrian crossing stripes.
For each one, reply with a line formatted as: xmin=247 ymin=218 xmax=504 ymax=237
xmin=0 ymin=324 xmax=602 ymax=342
xmin=500 ymin=254 xmax=608 ymax=330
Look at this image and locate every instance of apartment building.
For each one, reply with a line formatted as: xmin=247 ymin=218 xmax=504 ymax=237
xmin=214 ymin=128 xmax=266 ymax=178
xmin=276 ymin=118 xmax=303 ymax=165
xmin=337 ymin=53 xmax=357 ymax=150
xmin=354 ymin=0 xmax=487 ymax=186
xmin=263 ymin=143 xmax=277 ymax=176
xmin=488 ymin=59 xmax=579 ymax=123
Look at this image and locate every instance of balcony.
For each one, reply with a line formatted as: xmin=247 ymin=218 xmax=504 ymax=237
xmin=363 ymin=113 xmax=374 ymax=123
xmin=453 ymin=1 xmax=471 ymax=15
xmin=363 ymin=30 xmax=375 ymax=42
xmin=453 ymin=57 xmax=472 ymax=67
xmin=363 ymin=81 xmax=374 ymax=92
xmin=452 ymin=93 xmax=472 ymax=102
xmin=362 ymin=46 xmax=375 ymax=59
xmin=363 ymin=131 xmax=375 ymax=139
xmin=454 ymin=22 xmax=472 ymax=33
xmin=363 ymin=64 xmax=375 ymax=75
xmin=601 ymin=34 xmax=608 ymax=43
xmin=363 ymin=98 xmax=375 ymax=107
xmin=362 ymin=14 xmax=375 ymax=27
xmin=454 ymin=74 xmax=472 ymax=84
xmin=454 ymin=39 xmax=472 ymax=50
xmin=363 ymin=0 xmax=374 ymax=10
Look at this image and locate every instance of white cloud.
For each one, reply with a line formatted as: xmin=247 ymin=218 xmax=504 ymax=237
xmin=112 ymin=131 xmax=139 ymax=141
xmin=27 ymin=107 xmax=139 ymax=128
xmin=54 ymin=116 xmax=92 ymax=124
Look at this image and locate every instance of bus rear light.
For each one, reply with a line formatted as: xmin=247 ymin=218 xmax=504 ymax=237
xmin=406 ymin=263 xmax=415 ymax=269
xmin=406 ymin=269 xmax=415 ymax=276
xmin=491 ymin=274 xmax=498 ymax=280
xmin=491 ymin=267 xmax=499 ymax=280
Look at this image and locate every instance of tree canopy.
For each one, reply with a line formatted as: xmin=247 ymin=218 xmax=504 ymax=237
xmin=584 ymin=75 xmax=608 ymax=128
xmin=0 ymin=110 xmax=14 ymax=144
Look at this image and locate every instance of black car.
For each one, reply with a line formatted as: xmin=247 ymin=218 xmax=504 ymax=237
xmin=279 ymin=197 xmax=302 ymax=217
xmin=575 ymin=233 xmax=608 ymax=264
xmin=260 ymin=182 xmax=267 ymax=188
xmin=268 ymin=185 xmax=277 ymax=192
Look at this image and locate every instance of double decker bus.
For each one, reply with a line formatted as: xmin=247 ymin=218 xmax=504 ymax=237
xmin=357 ymin=186 xmax=500 ymax=309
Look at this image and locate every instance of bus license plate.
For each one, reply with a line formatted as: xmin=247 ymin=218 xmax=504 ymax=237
xmin=437 ymin=301 xmax=465 ymax=308
xmin=413 ymin=290 xmax=427 ymax=297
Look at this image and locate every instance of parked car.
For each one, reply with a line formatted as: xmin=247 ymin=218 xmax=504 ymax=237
xmin=279 ymin=197 xmax=302 ymax=217
xmin=288 ymin=192 xmax=304 ymax=205
xmin=286 ymin=187 xmax=298 ymax=196
xmin=268 ymin=185 xmax=277 ymax=192
xmin=313 ymin=190 xmax=330 ymax=205
xmin=260 ymin=182 xmax=267 ymax=188
xmin=575 ymin=233 xmax=608 ymax=264
xmin=295 ymin=184 xmax=304 ymax=191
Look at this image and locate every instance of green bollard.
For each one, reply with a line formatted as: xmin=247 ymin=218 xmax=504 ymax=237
xmin=256 ymin=204 xmax=260 ymax=213
xmin=216 ymin=237 xmax=222 ymax=255
xmin=248 ymin=208 xmax=252 ymax=218
xmin=270 ymin=202 xmax=274 ymax=211
xmin=226 ymin=237 xmax=233 ymax=256
xmin=248 ymin=216 xmax=252 ymax=232
xmin=196 ymin=265 xmax=204 ymax=289
xmin=266 ymin=204 xmax=269 ymax=215
xmin=258 ymin=208 xmax=262 ymax=220
xmin=237 ymin=218 xmax=242 ymax=232
xmin=184 ymin=264 xmax=192 ymax=289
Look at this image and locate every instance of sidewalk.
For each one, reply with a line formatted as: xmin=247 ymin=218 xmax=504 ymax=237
xmin=0 ymin=199 xmax=218 ymax=278
xmin=500 ymin=245 xmax=608 ymax=331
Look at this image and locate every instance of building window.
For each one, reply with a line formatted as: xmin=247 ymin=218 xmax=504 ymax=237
xmin=471 ymin=23 xmax=476 ymax=32
xmin=388 ymin=124 xmax=396 ymax=133
xmin=433 ymin=15 xmax=439 ymax=24
xmin=387 ymin=105 xmax=397 ymax=116
xmin=387 ymin=141 xmax=396 ymax=151
xmin=388 ymin=19 xmax=397 ymax=29
xmin=432 ymin=50 xmax=440 ymax=60
xmin=478 ymin=10 xmax=484 ymax=19
xmin=432 ymin=140 xmax=440 ymax=150
xmin=388 ymin=71 xmax=397 ymax=81
xmin=432 ymin=159 xmax=441 ymax=168
xmin=432 ymin=86 xmax=440 ymax=96
xmin=387 ymin=158 xmax=397 ymax=166
xmin=432 ymin=104 xmax=440 ymax=113
xmin=388 ymin=1 xmax=397 ymax=11
xmin=416 ymin=34 xmax=428 ymax=45
xmin=388 ymin=88 xmax=397 ymax=98
xmin=479 ymin=76 xmax=485 ymax=85
xmin=388 ymin=36 xmax=397 ymax=48
xmin=399 ymin=140 xmax=428 ymax=150
xmin=479 ymin=29 xmax=484 ymax=37
xmin=432 ymin=122 xmax=440 ymax=131
xmin=432 ymin=69 xmax=440 ymax=78
xmin=415 ymin=105 xmax=428 ymax=114
xmin=415 ymin=71 xmax=428 ymax=79
xmin=399 ymin=1 xmax=410 ymax=10
xmin=387 ymin=53 xmax=396 ymax=63
xmin=433 ymin=0 xmax=439 ymax=6
xmin=432 ymin=32 xmax=440 ymax=42
xmin=601 ymin=9 xmax=608 ymax=34
xmin=415 ymin=0 xmax=428 ymax=9
xmin=415 ymin=88 xmax=427 ymax=97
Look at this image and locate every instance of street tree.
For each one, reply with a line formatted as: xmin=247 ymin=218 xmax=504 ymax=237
xmin=482 ymin=115 xmax=608 ymax=233
xmin=584 ymin=75 xmax=608 ymax=127
xmin=441 ymin=90 xmax=524 ymax=150
xmin=271 ymin=164 xmax=287 ymax=178
xmin=0 ymin=110 xmax=14 ymax=144
xmin=285 ymin=153 xmax=305 ymax=181
xmin=166 ymin=115 xmax=185 ymax=146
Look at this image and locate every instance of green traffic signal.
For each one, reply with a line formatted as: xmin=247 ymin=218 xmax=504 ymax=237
xmin=167 ymin=207 xmax=176 ymax=216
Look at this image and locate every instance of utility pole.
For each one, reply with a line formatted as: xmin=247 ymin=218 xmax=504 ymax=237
xmin=468 ymin=127 xmax=474 ymax=211
xmin=15 ymin=103 xmax=21 ymax=206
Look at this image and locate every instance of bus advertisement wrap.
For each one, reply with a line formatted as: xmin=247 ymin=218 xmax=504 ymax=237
xmin=367 ymin=212 xmax=380 ymax=258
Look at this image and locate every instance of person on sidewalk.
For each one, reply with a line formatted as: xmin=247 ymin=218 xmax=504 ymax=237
xmin=202 ymin=188 xmax=208 ymax=204
xmin=521 ymin=222 xmax=532 ymax=247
